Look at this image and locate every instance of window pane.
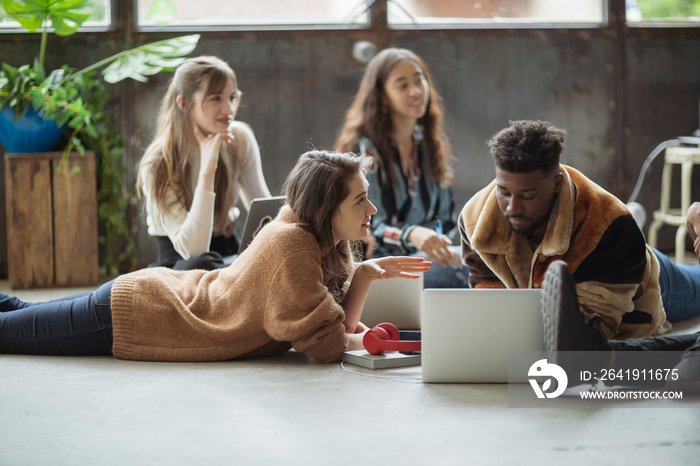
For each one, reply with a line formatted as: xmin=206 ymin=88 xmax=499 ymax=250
xmin=388 ymin=0 xmax=605 ymax=27
xmin=627 ymin=0 xmax=700 ymax=23
xmin=0 ymin=0 xmax=112 ymax=31
xmin=136 ymin=0 xmax=369 ymax=28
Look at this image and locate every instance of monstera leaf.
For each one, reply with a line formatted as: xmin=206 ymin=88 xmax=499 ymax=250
xmin=1 ymin=0 xmax=91 ymax=66
xmin=1 ymin=0 xmax=91 ymax=36
xmin=88 ymin=35 xmax=201 ymax=84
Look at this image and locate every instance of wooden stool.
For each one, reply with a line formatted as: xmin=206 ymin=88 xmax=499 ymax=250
xmin=647 ymin=145 xmax=700 ymax=263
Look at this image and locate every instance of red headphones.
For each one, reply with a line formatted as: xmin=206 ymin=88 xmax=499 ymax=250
xmin=363 ymin=323 xmax=421 ymax=355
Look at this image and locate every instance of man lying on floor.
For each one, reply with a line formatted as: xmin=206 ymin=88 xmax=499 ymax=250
xmin=458 ymin=120 xmax=700 ymax=392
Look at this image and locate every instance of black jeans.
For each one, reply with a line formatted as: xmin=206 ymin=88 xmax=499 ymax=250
xmin=0 ymin=280 xmax=114 ymax=355
xmin=595 ymin=333 xmax=700 ymax=387
xmin=150 ymin=236 xmax=238 ymax=270
xmin=609 ymin=332 xmax=700 ymax=352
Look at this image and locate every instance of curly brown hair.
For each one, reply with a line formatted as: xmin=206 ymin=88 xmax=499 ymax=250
xmin=488 ymin=120 xmax=565 ymax=177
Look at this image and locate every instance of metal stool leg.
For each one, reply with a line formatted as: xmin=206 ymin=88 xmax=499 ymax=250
xmin=648 ymin=156 xmax=674 ymax=249
xmin=676 ymin=158 xmax=694 ymax=263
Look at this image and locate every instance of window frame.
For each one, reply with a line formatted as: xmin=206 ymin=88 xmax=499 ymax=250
xmin=0 ymin=0 xmax=697 ymax=38
xmin=627 ymin=18 xmax=700 ymax=29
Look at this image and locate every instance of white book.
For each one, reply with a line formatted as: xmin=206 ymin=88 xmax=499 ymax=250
xmin=341 ymin=350 xmax=421 ymax=370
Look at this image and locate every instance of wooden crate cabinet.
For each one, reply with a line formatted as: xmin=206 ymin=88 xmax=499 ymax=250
xmin=5 ymin=152 xmax=98 ymax=288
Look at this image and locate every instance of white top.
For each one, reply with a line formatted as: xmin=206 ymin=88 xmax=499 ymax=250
xmin=140 ymin=121 xmax=271 ymax=259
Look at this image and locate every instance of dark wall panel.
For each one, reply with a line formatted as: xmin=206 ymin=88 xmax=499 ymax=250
xmin=625 ymin=32 xmax=700 ymax=211
xmin=1 ymin=23 xmax=699 ymax=272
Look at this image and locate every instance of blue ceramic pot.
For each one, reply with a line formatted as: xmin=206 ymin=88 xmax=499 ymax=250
xmin=0 ymin=106 xmax=66 ymax=153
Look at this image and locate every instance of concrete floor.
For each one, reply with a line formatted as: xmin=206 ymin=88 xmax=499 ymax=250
xmin=1 ymin=281 xmax=700 ymax=465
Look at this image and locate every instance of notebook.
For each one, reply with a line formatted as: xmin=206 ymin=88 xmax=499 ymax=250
xmin=238 ymin=196 xmax=286 ymax=254
xmin=360 ymin=272 xmax=423 ymax=330
xmin=341 ymin=330 xmax=421 ymax=369
xmin=420 ymin=288 xmax=543 ymax=383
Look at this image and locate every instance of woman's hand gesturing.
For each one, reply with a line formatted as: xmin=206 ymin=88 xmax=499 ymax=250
xmin=357 ymin=256 xmax=432 ymax=282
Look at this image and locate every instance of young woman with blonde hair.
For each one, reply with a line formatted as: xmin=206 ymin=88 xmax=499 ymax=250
xmin=335 ymin=47 xmax=468 ymax=288
xmin=138 ymin=56 xmax=271 ymax=270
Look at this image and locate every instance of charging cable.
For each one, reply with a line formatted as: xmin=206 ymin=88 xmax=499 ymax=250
xmin=627 ymin=138 xmax=680 ymax=205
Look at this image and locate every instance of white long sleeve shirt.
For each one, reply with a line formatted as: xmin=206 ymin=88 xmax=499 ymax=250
xmin=140 ymin=121 xmax=271 ymax=259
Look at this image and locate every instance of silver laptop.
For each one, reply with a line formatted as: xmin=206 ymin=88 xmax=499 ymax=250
xmin=420 ymin=288 xmax=543 ymax=383
xmin=238 ymin=196 xmax=286 ymax=254
xmin=360 ymin=272 xmax=423 ymax=330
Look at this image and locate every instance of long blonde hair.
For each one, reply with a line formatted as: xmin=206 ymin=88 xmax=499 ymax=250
xmin=283 ymin=150 xmax=372 ymax=302
xmin=137 ymin=56 xmax=240 ymax=237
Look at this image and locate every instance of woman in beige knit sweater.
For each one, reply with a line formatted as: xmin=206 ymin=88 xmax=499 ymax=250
xmin=0 ymin=151 xmax=430 ymax=363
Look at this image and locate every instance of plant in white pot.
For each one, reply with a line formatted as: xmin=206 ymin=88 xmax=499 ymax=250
xmin=0 ymin=0 xmax=200 ymax=275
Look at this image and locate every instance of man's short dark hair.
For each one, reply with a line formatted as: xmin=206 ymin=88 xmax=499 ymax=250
xmin=488 ymin=120 xmax=566 ymax=176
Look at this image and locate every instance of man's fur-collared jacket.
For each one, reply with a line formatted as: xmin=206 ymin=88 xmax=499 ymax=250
xmin=459 ymin=165 xmax=667 ymax=339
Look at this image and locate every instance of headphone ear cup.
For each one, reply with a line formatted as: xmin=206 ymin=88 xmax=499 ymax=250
xmin=363 ymin=323 xmax=402 ymax=355
xmin=376 ymin=322 xmax=400 ymax=340
xmin=363 ymin=325 xmax=393 ymax=355
xmin=362 ymin=324 xmax=398 ymax=354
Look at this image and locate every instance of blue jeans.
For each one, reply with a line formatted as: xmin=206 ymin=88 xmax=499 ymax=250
xmin=413 ymin=246 xmax=470 ymax=288
xmin=0 ymin=280 xmax=114 ymax=355
xmin=653 ymin=248 xmax=700 ymax=322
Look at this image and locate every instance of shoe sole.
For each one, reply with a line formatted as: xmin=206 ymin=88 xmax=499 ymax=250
xmin=541 ymin=260 xmax=581 ymax=360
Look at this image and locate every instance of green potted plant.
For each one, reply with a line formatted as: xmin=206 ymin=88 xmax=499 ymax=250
xmin=0 ymin=0 xmax=200 ymax=275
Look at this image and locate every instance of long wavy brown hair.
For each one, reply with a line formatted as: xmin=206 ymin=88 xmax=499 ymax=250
xmin=283 ymin=150 xmax=372 ymax=303
xmin=334 ymin=47 xmax=453 ymax=189
xmin=137 ymin=56 xmax=241 ymax=237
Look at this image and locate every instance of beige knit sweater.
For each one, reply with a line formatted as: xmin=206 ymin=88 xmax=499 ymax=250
xmin=110 ymin=206 xmax=349 ymax=362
